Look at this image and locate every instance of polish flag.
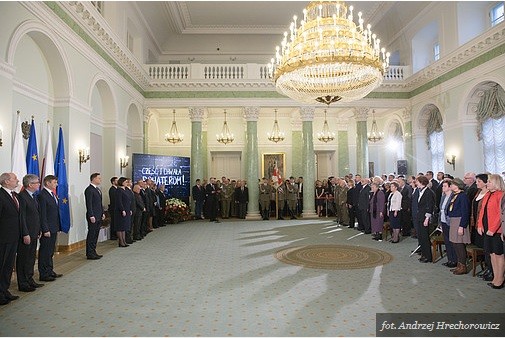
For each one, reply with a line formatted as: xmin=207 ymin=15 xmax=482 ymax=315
xmin=272 ymin=161 xmax=282 ymax=186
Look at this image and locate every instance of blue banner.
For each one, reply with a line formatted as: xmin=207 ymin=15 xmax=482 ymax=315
xmin=54 ymin=127 xmax=71 ymax=233
xmin=26 ymin=118 xmax=40 ymax=177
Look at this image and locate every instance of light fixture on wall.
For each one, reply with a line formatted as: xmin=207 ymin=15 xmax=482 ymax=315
xmin=165 ymin=109 xmax=184 ymax=144
xmin=267 ymin=109 xmax=285 ymax=143
xmin=120 ymin=156 xmax=129 ymax=174
xmin=267 ymin=1 xmax=390 ymax=105
xmin=317 ymin=109 xmax=335 ymax=143
xmin=367 ymin=110 xmax=383 ymax=143
xmin=78 ymin=147 xmax=90 ymax=172
xmin=216 ymin=109 xmax=234 ymax=145
xmin=447 ymin=154 xmax=456 ymax=171
xmin=0 ymin=126 xmax=3 ymax=147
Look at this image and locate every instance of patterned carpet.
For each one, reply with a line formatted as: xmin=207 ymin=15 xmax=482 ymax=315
xmin=274 ymin=244 xmax=393 ymax=269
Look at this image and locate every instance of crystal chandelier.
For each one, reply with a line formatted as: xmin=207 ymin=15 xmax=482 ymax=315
xmin=267 ymin=1 xmax=390 ymax=105
xmin=367 ymin=110 xmax=383 ymax=142
xmin=165 ymin=109 xmax=183 ymax=144
xmin=216 ymin=109 xmax=234 ymax=145
xmin=317 ymin=109 xmax=335 ymax=142
xmin=267 ymin=109 xmax=285 ymax=143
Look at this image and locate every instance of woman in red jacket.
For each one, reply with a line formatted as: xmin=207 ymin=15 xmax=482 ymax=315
xmin=477 ymin=174 xmax=505 ymax=289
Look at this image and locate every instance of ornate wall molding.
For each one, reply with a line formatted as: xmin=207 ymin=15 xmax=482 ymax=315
xmin=299 ymin=107 xmax=315 ymax=121
xmin=354 ymin=107 xmax=370 ymax=121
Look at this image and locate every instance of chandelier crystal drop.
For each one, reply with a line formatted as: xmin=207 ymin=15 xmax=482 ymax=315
xmin=216 ymin=109 xmax=234 ymax=145
xmin=267 ymin=109 xmax=285 ymax=143
xmin=367 ymin=110 xmax=383 ymax=143
xmin=267 ymin=1 xmax=390 ymax=104
xmin=165 ymin=109 xmax=184 ymax=144
xmin=317 ymin=109 xmax=335 ymax=142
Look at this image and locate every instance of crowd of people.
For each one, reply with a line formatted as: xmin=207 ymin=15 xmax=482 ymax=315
xmin=0 ymin=171 xmax=170 ymax=306
xmin=192 ymin=170 xmax=504 ymax=289
xmin=1 ymin=168 xmax=504 ymax=306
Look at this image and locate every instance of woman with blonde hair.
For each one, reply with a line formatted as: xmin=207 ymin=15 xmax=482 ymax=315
xmin=477 ymin=174 xmax=505 ymax=289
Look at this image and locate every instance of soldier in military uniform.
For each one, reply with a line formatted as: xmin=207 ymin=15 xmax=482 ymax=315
xmin=259 ymin=177 xmax=273 ymax=220
xmin=220 ymin=178 xmax=234 ymax=219
xmin=286 ymin=176 xmax=299 ymax=219
xmin=276 ymin=181 xmax=286 ymax=220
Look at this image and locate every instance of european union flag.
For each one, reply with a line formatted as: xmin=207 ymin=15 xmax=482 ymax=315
xmin=54 ymin=127 xmax=71 ymax=233
xmin=26 ymin=118 xmax=40 ymax=177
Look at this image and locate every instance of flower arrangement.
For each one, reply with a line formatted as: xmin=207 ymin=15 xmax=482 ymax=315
xmin=164 ymin=198 xmax=191 ymax=224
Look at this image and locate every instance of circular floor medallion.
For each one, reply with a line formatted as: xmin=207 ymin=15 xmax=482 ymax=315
xmin=274 ymin=244 xmax=393 ymax=270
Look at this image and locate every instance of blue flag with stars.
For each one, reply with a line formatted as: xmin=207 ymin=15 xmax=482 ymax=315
xmin=26 ymin=118 xmax=40 ymax=178
xmin=54 ymin=126 xmax=71 ymax=233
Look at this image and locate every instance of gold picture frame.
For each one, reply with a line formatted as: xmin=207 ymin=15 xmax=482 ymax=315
xmin=262 ymin=153 xmax=285 ymax=180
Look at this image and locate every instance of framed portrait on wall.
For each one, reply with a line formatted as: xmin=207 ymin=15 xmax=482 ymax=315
xmin=262 ymin=153 xmax=285 ymax=179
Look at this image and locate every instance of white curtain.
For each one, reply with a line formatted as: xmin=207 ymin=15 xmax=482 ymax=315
xmin=482 ymin=116 xmax=505 ymax=174
xmin=429 ymin=131 xmax=445 ymax=173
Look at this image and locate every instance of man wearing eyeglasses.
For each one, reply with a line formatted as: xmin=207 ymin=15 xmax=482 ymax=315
xmin=16 ymin=174 xmax=43 ymax=292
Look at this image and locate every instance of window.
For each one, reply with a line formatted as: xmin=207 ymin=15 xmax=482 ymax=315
xmin=482 ymin=116 xmax=505 ymax=173
xmin=491 ymin=3 xmax=504 ymax=26
xmin=127 ymin=32 xmax=134 ymax=53
xmin=433 ymin=43 xmax=440 ymax=61
xmin=91 ymin=1 xmax=104 ymax=15
xmin=429 ymin=131 xmax=444 ymax=173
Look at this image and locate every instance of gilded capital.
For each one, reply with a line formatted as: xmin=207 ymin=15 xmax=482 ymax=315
xmin=402 ymin=106 xmax=412 ymax=121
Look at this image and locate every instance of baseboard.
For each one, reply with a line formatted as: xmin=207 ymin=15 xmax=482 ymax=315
xmin=56 ymin=239 xmax=86 ymax=253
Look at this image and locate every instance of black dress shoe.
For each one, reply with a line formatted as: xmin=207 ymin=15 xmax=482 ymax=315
xmin=30 ymin=282 xmax=44 ymax=288
xmin=483 ymin=274 xmax=494 ymax=282
xmin=5 ymin=294 xmax=19 ymax=301
xmin=419 ymin=258 xmax=432 ymax=263
xmin=51 ymin=273 xmax=63 ymax=278
xmin=0 ymin=299 xmax=10 ymax=305
xmin=40 ymin=276 xmax=56 ymax=282
xmin=95 ymin=254 xmax=103 ymax=258
xmin=487 ymin=282 xmax=504 ymax=289
xmin=19 ymin=286 xmax=36 ymax=292
xmin=87 ymin=256 xmax=101 ymax=260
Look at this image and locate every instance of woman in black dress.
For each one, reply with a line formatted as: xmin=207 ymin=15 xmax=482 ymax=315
xmin=315 ymin=180 xmax=325 ymax=217
xmin=115 ymin=177 xmax=132 ymax=247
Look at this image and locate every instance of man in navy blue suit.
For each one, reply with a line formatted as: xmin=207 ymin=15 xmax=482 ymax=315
xmin=38 ymin=175 xmax=62 ymax=282
xmin=85 ymin=173 xmax=105 ymax=260
xmin=16 ymin=174 xmax=43 ymax=292
xmin=0 ymin=172 xmax=30 ymax=305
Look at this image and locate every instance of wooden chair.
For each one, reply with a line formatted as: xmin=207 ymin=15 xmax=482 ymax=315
xmin=466 ymin=244 xmax=485 ymax=276
xmin=431 ymin=234 xmax=445 ymax=263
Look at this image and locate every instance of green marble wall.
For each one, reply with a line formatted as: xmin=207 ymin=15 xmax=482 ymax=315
xmin=291 ymin=131 xmax=303 ymax=177
xmin=356 ymin=120 xmax=369 ymax=176
xmin=337 ymin=130 xmax=349 ymax=176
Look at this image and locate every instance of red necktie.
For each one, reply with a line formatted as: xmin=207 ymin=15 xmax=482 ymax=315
xmin=11 ymin=191 xmax=19 ymax=210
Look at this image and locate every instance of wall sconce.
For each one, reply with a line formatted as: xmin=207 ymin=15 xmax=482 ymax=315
xmin=0 ymin=127 xmax=3 ymax=147
xmin=120 ymin=156 xmax=129 ymax=174
xmin=78 ymin=148 xmax=90 ymax=172
xmin=447 ymin=154 xmax=456 ymax=171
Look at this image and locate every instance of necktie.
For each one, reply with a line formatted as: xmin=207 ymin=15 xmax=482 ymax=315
xmin=11 ymin=191 xmax=19 ymax=210
xmin=52 ymin=191 xmax=58 ymax=204
xmin=97 ymin=186 xmax=102 ymax=195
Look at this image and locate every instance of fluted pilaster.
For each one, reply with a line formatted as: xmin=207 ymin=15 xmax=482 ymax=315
xmin=355 ymin=107 xmax=369 ymax=177
xmin=300 ymin=107 xmax=317 ymax=218
xmin=244 ymin=107 xmax=261 ymax=220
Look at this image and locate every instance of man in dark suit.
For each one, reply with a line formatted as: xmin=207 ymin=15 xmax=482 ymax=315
xmin=85 ymin=173 xmax=105 ymax=260
xmin=234 ymin=179 xmax=248 ymax=219
xmin=206 ymin=177 xmax=220 ymax=222
xmin=16 ymin=174 xmax=43 ymax=292
xmin=38 ymin=175 xmax=62 ymax=282
xmin=414 ymin=175 xmax=435 ymax=263
xmin=192 ymin=179 xmax=206 ymax=219
xmin=0 ymin=172 xmax=29 ymax=305
xmin=108 ymin=176 xmax=118 ymax=240
xmin=398 ymin=177 xmax=413 ymax=236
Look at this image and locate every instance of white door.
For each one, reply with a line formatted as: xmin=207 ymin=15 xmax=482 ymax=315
xmin=210 ymin=151 xmax=242 ymax=180
xmin=315 ymin=151 xmax=336 ymax=180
